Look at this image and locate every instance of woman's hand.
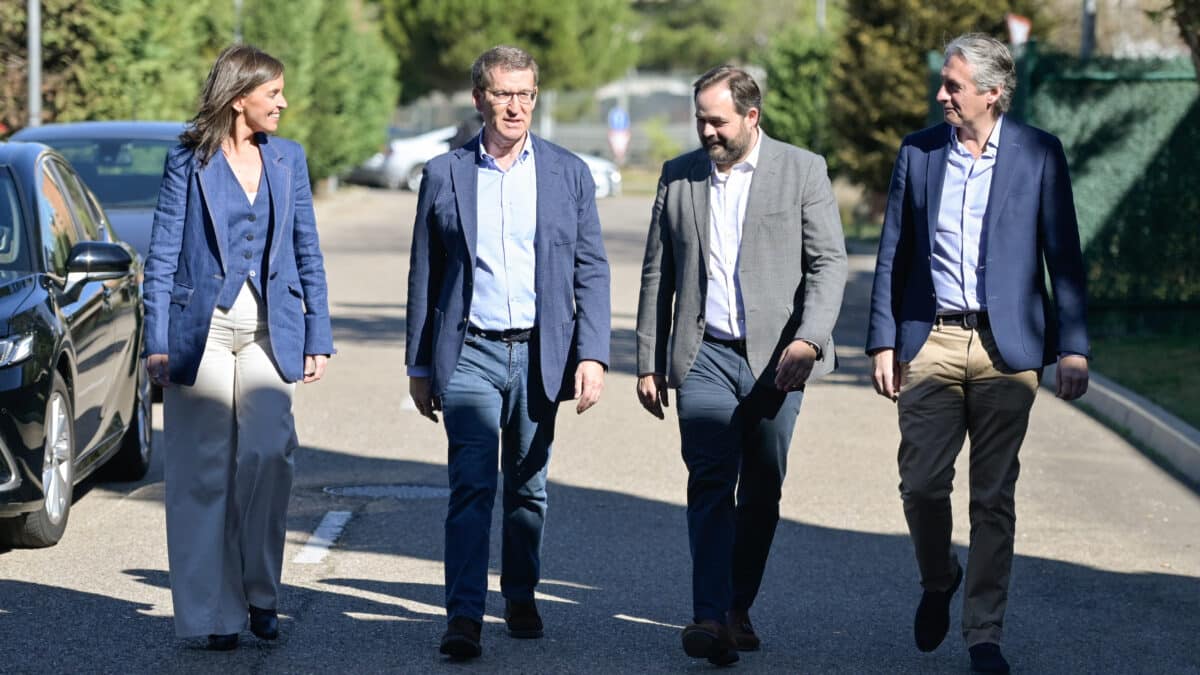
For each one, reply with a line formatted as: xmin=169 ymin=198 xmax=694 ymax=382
xmin=146 ymin=354 xmax=170 ymax=387
xmin=303 ymin=354 xmax=328 ymax=383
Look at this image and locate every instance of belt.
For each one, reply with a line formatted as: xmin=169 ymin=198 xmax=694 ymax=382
xmin=935 ymin=311 xmax=988 ymax=329
xmin=467 ymin=325 xmax=533 ymax=343
xmin=703 ymin=332 xmax=747 ymax=355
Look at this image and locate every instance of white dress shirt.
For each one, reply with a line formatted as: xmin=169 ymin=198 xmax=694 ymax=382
xmin=933 ymin=115 xmax=1003 ymax=314
xmin=704 ymin=132 xmax=762 ymax=341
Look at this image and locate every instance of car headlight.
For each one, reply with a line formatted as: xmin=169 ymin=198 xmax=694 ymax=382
xmin=0 ymin=334 xmax=34 ymax=368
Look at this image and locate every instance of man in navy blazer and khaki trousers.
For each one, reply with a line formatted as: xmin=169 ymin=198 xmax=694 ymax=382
xmin=867 ymin=34 xmax=1090 ymax=674
xmin=405 ymin=45 xmax=610 ymax=660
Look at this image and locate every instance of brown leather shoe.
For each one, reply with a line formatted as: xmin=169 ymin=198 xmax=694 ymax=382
xmin=681 ymin=619 xmax=739 ymax=666
xmin=726 ymin=609 xmax=761 ymax=651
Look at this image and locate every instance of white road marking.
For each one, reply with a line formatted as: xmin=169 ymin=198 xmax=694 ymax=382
xmin=293 ymin=510 xmax=352 ymax=564
xmin=613 ymin=614 xmax=685 ymax=629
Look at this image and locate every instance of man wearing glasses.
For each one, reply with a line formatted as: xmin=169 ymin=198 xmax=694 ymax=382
xmin=406 ymin=45 xmax=611 ymax=660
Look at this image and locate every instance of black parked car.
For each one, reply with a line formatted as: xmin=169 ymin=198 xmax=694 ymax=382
xmin=0 ymin=141 xmax=151 ymax=548
xmin=11 ymin=121 xmax=186 ymax=258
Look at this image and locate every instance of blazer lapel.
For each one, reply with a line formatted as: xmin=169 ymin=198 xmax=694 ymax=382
xmin=196 ymin=152 xmax=230 ymax=274
xmin=532 ymin=135 xmax=562 ymax=295
xmin=450 ymin=143 xmax=479 ymax=265
xmin=260 ymin=139 xmax=291 ymax=266
xmin=925 ymin=127 xmax=951 ymax=246
xmin=741 ymin=133 xmax=782 ymax=229
xmin=982 ymin=119 xmax=1021 ymax=241
xmin=689 ymin=153 xmax=711 ymax=267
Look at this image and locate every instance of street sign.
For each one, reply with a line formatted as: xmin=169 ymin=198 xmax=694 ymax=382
xmin=608 ymin=106 xmax=630 ymax=132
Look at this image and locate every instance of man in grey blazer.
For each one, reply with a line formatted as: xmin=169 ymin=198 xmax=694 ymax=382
xmin=636 ymin=65 xmax=847 ymax=665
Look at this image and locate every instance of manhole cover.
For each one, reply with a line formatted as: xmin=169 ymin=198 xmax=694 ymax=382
xmin=324 ymin=484 xmax=450 ymax=499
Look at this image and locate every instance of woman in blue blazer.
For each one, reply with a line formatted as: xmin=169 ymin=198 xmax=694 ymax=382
xmin=142 ymin=45 xmax=334 ymax=650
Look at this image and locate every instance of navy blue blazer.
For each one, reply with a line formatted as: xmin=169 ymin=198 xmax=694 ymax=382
xmin=405 ymin=134 xmax=611 ymax=400
xmin=867 ymin=120 xmax=1089 ymax=370
xmin=143 ymin=135 xmax=334 ymax=385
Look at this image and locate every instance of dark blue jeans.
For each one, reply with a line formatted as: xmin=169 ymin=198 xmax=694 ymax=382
xmin=440 ymin=335 xmax=558 ymax=623
xmin=676 ymin=339 xmax=804 ymax=623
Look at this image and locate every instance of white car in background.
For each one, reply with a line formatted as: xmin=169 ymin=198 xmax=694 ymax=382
xmin=349 ymin=125 xmax=621 ymax=199
xmin=577 ymin=152 xmax=622 ymax=199
xmin=347 ymin=125 xmax=456 ymax=192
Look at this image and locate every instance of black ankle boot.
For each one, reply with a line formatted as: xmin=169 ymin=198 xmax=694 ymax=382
xmin=249 ymin=605 xmax=279 ymax=640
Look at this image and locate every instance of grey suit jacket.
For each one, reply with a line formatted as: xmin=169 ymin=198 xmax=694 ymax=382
xmin=636 ymin=132 xmax=848 ymax=387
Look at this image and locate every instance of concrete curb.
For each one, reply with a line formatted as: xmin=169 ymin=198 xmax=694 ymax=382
xmin=1043 ymin=364 xmax=1200 ymax=486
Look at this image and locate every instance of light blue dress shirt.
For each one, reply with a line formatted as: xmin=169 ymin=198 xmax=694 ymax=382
xmin=933 ymin=115 xmax=1003 ymax=314
xmin=470 ymin=132 xmax=538 ymax=331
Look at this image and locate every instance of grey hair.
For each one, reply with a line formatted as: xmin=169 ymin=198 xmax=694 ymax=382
xmin=944 ymin=33 xmax=1016 ymax=115
xmin=693 ymin=65 xmax=762 ymax=116
xmin=471 ymin=45 xmax=539 ymax=91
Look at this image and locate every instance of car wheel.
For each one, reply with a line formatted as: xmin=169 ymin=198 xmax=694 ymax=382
xmin=0 ymin=373 xmax=74 ymax=548
xmin=106 ymin=362 xmax=153 ymax=481
xmin=405 ymin=163 xmax=425 ymax=192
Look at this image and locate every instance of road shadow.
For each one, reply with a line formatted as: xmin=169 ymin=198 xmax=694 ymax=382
xmin=105 ymin=447 xmax=1200 ymax=673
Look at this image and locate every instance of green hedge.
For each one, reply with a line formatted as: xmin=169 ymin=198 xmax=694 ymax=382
xmin=1027 ymin=54 xmax=1199 ymax=307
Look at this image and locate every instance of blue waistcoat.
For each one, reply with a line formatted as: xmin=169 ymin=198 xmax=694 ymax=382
xmin=214 ymin=164 xmax=270 ymax=309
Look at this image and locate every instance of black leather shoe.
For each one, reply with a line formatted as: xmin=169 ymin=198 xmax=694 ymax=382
xmin=969 ymin=642 xmax=1011 ymax=674
xmin=726 ymin=609 xmax=760 ymax=651
xmin=439 ymin=616 xmax=482 ymax=659
xmin=914 ymin=563 xmax=963 ymax=652
xmin=249 ymin=605 xmax=279 ymax=640
xmin=504 ymin=599 xmax=544 ymax=639
xmin=681 ymin=620 xmax=739 ymax=666
xmin=206 ymin=633 xmax=238 ymax=651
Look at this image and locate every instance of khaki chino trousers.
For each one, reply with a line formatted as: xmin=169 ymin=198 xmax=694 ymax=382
xmin=897 ymin=321 xmax=1039 ymax=647
xmin=163 ymin=283 xmax=297 ymax=638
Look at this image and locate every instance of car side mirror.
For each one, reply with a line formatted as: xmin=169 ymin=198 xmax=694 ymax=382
xmin=64 ymin=241 xmax=133 ymax=294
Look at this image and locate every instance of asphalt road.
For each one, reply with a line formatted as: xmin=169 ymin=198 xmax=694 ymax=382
xmin=1 ymin=186 xmax=1197 ymax=674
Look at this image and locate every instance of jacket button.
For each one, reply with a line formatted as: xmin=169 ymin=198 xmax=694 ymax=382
xmin=248 ymin=214 xmax=256 ymax=222
xmin=244 ymin=251 xmax=253 ymax=259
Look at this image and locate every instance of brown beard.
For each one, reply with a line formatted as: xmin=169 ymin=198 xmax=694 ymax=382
xmin=704 ymin=124 xmax=753 ymax=165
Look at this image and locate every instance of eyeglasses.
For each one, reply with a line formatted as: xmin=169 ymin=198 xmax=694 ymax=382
xmin=486 ymin=89 xmax=537 ymax=105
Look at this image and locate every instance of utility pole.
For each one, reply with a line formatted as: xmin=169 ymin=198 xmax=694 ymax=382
xmin=817 ymin=0 xmax=827 ymax=32
xmin=27 ymin=0 xmax=41 ymax=127
xmin=1081 ymin=0 xmax=1097 ymax=60
xmin=234 ymin=0 xmax=244 ymax=42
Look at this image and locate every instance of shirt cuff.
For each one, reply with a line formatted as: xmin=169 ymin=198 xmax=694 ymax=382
xmin=797 ymin=338 xmax=822 ymax=360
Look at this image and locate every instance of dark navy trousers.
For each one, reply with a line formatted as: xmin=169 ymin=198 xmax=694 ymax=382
xmin=440 ymin=335 xmax=558 ymax=623
xmin=676 ymin=339 xmax=804 ymax=623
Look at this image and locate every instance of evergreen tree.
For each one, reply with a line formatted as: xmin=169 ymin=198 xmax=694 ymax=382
xmin=831 ymin=0 xmax=1047 ymax=195
xmin=377 ymin=0 xmax=636 ymax=102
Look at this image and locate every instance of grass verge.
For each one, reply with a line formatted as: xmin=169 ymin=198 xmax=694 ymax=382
xmin=1089 ymin=333 xmax=1200 ymax=430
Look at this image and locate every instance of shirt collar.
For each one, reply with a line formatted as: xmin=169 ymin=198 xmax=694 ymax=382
xmin=949 ymin=114 xmax=1003 ymax=157
xmin=478 ymin=129 xmax=534 ymax=169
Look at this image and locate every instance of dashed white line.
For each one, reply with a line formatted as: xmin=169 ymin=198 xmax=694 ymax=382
xmin=293 ymin=510 xmax=352 ymax=564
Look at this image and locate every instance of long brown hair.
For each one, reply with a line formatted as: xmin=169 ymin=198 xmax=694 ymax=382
xmin=181 ymin=44 xmax=284 ymax=166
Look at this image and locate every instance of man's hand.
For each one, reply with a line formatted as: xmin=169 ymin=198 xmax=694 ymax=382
xmin=871 ymin=348 xmax=903 ymax=401
xmin=409 ymin=376 xmax=440 ymax=423
xmin=774 ymin=339 xmax=817 ymax=392
xmin=574 ymin=360 xmax=606 ymax=414
xmin=303 ymin=354 xmax=328 ymax=384
xmin=637 ymin=373 xmax=669 ymax=419
xmin=146 ymin=354 xmax=170 ymax=387
xmin=1056 ymin=354 xmax=1089 ymax=401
